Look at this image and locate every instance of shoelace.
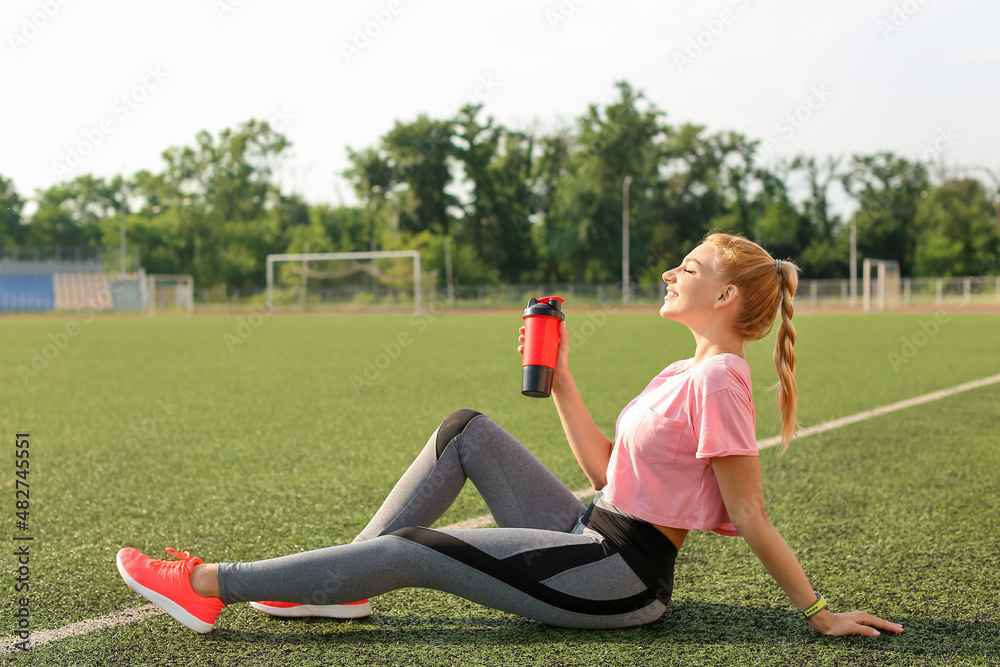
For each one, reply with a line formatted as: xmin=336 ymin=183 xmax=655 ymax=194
xmin=151 ymin=547 xmax=198 ymax=583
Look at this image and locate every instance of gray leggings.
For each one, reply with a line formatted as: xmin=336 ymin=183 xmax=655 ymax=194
xmin=217 ymin=410 xmax=666 ymax=628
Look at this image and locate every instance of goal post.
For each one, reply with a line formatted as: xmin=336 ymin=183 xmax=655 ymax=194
xmin=146 ymin=274 xmax=195 ymax=316
xmin=862 ymin=259 xmax=901 ymax=312
xmin=265 ymin=251 xmax=422 ymax=313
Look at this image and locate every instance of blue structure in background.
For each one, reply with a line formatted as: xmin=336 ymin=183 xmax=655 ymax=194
xmin=0 ymin=275 xmax=55 ymax=312
xmin=1 ymin=248 xmax=146 ymax=313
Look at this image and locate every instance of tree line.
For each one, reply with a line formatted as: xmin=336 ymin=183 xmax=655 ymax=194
xmin=1 ymin=81 xmax=998 ymax=290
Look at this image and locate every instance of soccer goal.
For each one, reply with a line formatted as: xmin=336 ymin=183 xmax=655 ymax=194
xmin=265 ymin=251 xmax=423 ymax=313
xmin=146 ymin=274 xmax=195 ymax=316
xmin=862 ymin=259 xmax=901 ymax=312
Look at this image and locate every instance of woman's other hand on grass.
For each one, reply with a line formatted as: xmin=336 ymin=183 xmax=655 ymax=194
xmin=808 ymin=609 xmax=904 ymax=637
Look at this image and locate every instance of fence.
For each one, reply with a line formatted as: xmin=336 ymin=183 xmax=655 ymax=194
xmin=194 ymin=276 xmax=1000 ymax=312
xmin=0 ymin=246 xmax=141 ymax=274
xmin=798 ymin=276 xmax=1000 ymax=308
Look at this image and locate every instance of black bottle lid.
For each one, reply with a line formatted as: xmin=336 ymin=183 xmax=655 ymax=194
xmin=523 ymin=295 xmax=565 ymax=320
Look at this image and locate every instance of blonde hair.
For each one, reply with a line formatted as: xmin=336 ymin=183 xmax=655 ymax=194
xmin=704 ymin=233 xmax=800 ymax=453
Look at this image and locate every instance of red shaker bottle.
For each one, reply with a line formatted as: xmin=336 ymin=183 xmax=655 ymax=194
xmin=521 ymin=296 xmax=565 ymax=398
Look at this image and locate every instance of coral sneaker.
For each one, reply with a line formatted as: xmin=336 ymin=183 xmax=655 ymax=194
xmin=116 ymin=547 xmax=225 ymax=634
xmin=249 ymin=599 xmax=372 ymax=619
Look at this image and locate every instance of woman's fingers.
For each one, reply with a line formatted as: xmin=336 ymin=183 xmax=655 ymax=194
xmin=853 ymin=620 xmax=882 ymax=637
xmin=862 ymin=613 xmax=904 ymax=634
xmin=833 ymin=612 xmax=904 ymax=637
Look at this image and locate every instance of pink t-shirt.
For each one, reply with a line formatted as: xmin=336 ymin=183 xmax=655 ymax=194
xmin=603 ymin=353 xmax=757 ymax=536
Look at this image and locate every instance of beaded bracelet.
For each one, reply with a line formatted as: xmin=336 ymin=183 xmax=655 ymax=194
xmin=797 ymin=592 xmax=828 ymax=621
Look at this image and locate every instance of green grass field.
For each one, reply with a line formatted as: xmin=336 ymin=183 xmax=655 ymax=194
xmin=2 ymin=309 xmax=999 ymax=666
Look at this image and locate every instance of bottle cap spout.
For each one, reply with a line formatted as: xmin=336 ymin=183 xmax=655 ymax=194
xmin=523 ymin=295 xmax=566 ymax=320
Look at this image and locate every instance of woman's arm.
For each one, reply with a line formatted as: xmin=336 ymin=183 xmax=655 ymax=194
xmin=518 ymin=320 xmax=612 ymax=489
xmin=710 ymin=455 xmax=904 ymax=637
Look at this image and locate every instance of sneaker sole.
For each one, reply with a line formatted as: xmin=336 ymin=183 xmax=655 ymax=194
xmin=249 ymin=601 xmax=372 ymax=619
xmin=115 ymin=549 xmax=215 ymax=634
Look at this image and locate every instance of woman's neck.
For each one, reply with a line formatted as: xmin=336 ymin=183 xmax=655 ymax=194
xmin=690 ymin=329 xmax=745 ymax=366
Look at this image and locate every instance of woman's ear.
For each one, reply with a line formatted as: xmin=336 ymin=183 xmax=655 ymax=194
xmin=715 ymin=285 xmax=739 ymax=310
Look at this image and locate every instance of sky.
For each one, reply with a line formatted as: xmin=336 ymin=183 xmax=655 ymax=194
xmin=2 ymin=0 xmax=998 ymax=215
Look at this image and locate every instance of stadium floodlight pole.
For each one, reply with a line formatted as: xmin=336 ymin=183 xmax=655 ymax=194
xmin=622 ymin=176 xmax=632 ymax=305
xmin=266 ymin=250 xmax=422 ymax=314
xmin=849 ymin=217 xmax=857 ymax=306
xmin=444 ymin=236 xmax=455 ymax=308
xmin=119 ymin=198 xmax=127 ymax=275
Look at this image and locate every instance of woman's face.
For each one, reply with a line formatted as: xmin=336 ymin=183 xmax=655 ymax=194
xmin=659 ymin=243 xmax=726 ymax=323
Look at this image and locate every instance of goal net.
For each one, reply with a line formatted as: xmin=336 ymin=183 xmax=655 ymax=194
xmin=862 ymin=259 xmax=901 ymax=312
xmin=145 ymin=274 xmax=195 ymax=316
xmin=265 ymin=251 xmax=425 ymax=313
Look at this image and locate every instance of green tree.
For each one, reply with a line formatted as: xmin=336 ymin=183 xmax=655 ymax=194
xmin=528 ymin=129 xmax=572 ymax=281
xmin=793 ymin=155 xmax=842 ymax=242
xmin=28 ymin=175 xmax=117 ymax=249
xmin=657 ymin=122 xmax=726 ymax=251
xmin=159 ymin=119 xmax=291 ymax=287
xmin=841 ymin=152 xmax=928 ymax=276
xmin=343 ymin=146 xmax=394 ymax=252
xmin=711 ymin=132 xmax=760 ymax=240
xmin=915 ymin=178 xmax=1000 ymax=276
xmin=791 ymin=155 xmax=847 ymax=278
xmin=310 ymin=204 xmax=371 ymax=253
xmin=485 ymin=129 xmax=538 ymax=282
xmin=544 ymin=81 xmax=667 ymax=282
xmin=752 ymin=163 xmax=811 ymax=265
xmin=381 ymin=115 xmax=456 ymax=236
xmin=452 ymin=104 xmax=537 ymax=283
xmin=0 ymin=175 xmax=27 ymax=249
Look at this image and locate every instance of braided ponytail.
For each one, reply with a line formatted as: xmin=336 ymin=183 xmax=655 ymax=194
xmin=773 ymin=262 xmax=799 ymax=453
xmin=705 ymin=233 xmax=801 ymax=454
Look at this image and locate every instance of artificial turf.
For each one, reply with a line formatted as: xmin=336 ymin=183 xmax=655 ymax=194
xmin=1 ymin=310 xmax=998 ymax=665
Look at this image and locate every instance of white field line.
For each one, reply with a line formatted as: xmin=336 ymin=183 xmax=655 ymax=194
xmin=6 ymin=371 xmax=999 ymax=652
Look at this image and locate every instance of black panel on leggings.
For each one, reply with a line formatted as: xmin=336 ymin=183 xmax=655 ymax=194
xmin=391 ymin=526 xmax=658 ymax=616
xmin=435 ymin=409 xmax=483 ymax=458
xmin=583 ymin=504 xmax=677 ymax=605
xmin=501 ymin=541 xmax=615 ymax=582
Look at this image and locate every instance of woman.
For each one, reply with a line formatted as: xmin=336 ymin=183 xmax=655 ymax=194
xmin=116 ymin=233 xmax=904 ymax=638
